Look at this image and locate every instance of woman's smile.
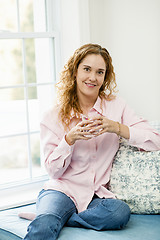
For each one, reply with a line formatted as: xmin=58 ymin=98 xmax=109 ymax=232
xmin=84 ymin=82 xmax=97 ymax=88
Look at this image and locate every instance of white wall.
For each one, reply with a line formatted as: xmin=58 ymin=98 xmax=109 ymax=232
xmin=59 ymin=0 xmax=160 ymax=121
xmin=59 ymin=0 xmax=90 ymax=67
xmin=89 ymin=0 xmax=160 ymax=121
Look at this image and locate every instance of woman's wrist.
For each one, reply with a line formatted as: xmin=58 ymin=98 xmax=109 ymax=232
xmin=116 ymin=122 xmax=121 ymax=136
xmin=112 ymin=121 xmax=120 ymax=135
xmin=114 ymin=121 xmax=130 ymax=139
xmin=65 ymin=133 xmax=75 ymax=146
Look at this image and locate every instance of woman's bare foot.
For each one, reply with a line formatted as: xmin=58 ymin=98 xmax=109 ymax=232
xmin=18 ymin=212 xmax=36 ymax=221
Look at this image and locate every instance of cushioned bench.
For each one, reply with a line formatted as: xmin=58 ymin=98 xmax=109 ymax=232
xmin=0 ymin=203 xmax=160 ymax=240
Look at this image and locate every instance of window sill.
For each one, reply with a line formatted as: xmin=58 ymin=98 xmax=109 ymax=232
xmin=0 ymin=177 xmax=48 ymax=211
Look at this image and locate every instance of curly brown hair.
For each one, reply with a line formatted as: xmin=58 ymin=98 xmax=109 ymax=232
xmin=56 ymin=43 xmax=117 ymax=129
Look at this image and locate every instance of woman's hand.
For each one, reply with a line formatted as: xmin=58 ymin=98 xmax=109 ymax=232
xmin=88 ymin=116 xmax=130 ymax=139
xmin=88 ymin=116 xmax=119 ymax=136
xmin=65 ymin=116 xmax=130 ymax=145
xmin=65 ymin=119 xmax=95 ymax=145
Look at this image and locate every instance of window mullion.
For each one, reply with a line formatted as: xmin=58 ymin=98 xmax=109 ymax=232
xmin=16 ymin=0 xmax=20 ymax=32
xmin=0 ymin=32 xmax=56 ymax=39
xmin=44 ymin=0 xmax=48 ymax=31
xmin=22 ymin=38 xmax=32 ymax=181
xmin=0 ymin=81 xmax=54 ymax=90
xmin=0 ymin=131 xmax=40 ymax=139
xmin=49 ymin=38 xmax=56 ymax=83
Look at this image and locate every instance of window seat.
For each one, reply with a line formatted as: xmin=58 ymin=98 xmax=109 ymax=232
xmin=0 ymin=203 xmax=160 ymax=240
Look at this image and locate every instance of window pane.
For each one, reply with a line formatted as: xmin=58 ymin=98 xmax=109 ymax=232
xmin=0 ymin=39 xmax=23 ymax=87
xmin=0 ymin=135 xmax=29 ymax=185
xmin=31 ymin=133 xmax=46 ymax=178
xmin=32 ymin=0 xmax=46 ymax=32
xmin=28 ymin=86 xmax=37 ymax=100
xmin=0 ymin=0 xmax=17 ymax=31
xmin=19 ymin=0 xmax=34 ymax=32
xmin=25 ymin=39 xmax=36 ymax=84
xmin=28 ymin=96 xmax=40 ymax=132
xmin=0 ymin=92 xmax=27 ymax=137
xmin=0 ymin=88 xmax=25 ymax=101
xmin=37 ymin=84 xmax=56 ymax=116
xmin=28 ymin=85 xmax=55 ymax=132
xmin=35 ymin=38 xmax=56 ymax=83
xmin=24 ymin=38 xmax=55 ymax=85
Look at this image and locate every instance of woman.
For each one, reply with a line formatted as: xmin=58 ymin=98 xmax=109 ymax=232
xmin=23 ymin=43 xmax=160 ymax=240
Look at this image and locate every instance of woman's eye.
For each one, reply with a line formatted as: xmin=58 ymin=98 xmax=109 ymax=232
xmin=84 ymin=67 xmax=90 ymax=72
xmin=98 ymin=71 xmax=104 ymax=75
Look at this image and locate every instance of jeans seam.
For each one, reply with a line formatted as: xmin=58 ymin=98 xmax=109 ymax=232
xmin=83 ymin=199 xmax=102 ymax=213
xmin=61 ymin=206 xmax=76 ymax=219
xmin=100 ymin=199 xmax=129 ymax=212
xmin=37 ymin=205 xmax=75 ymax=221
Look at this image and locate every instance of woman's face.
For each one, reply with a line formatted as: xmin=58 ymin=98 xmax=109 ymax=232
xmin=75 ymin=54 xmax=106 ymax=101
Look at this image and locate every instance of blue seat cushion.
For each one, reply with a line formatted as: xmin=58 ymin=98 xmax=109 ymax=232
xmin=0 ymin=203 xmax=160 ymax=240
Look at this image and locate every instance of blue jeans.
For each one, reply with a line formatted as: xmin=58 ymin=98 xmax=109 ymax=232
xmin=23 ymin=189 xmax=130 ymax=240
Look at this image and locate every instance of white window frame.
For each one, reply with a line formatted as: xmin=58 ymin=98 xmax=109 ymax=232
xmin=0 ymin=0 xmax=61 ymax=210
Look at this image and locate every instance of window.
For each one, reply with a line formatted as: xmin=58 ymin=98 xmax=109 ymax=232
xmin=0 ymin=0 xmax=60 ymax=198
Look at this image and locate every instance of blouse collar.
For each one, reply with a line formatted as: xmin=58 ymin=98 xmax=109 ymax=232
xmin=70 ymin=96 xmax=103 ymax=119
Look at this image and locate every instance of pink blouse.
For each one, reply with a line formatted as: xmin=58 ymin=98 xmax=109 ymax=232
xmin=40 ymin=96 xmax=160 ymax=213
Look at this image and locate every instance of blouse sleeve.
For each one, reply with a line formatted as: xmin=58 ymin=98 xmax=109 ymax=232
xmin=40 ymin=122 xmax=74 ymax=179
xmin=121 ymin=102 xmax=160 ymax=151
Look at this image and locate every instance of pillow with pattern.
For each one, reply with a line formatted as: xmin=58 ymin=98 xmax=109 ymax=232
xmin=110 ymin=122 xmax=160 ymax=214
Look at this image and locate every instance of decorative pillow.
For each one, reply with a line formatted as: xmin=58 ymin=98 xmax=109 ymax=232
xmin=110 ymin=122 xmax=160 ymax=214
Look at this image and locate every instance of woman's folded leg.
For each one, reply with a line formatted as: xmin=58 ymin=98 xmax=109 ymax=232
xmin=67 ymin=198 xmax=131 ymax=230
